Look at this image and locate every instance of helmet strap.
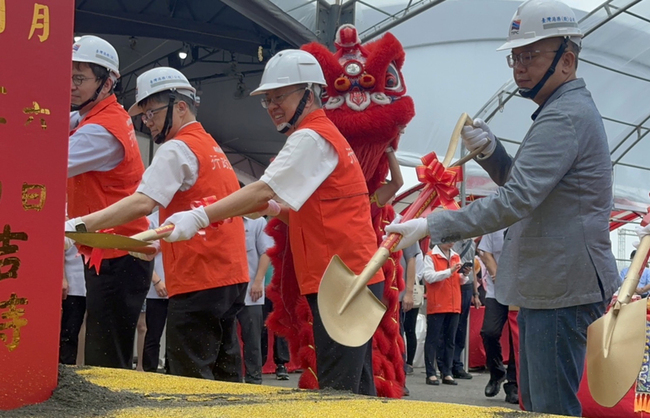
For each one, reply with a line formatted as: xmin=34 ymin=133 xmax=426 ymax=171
xmin=519 ymin=38 xmax=568 ymax=101
xmin=277 ymin=88 xmax=311 ymax=134
xmin=71 ymin=75 xmax=109 ymax=112
xmin=154 ymin=93 xmax=176 ymax=144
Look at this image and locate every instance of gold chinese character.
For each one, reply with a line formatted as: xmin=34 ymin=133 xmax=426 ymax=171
xmin=28 ymin=4 xmax=49 ymax=42
xmin=23 ymin=101 xmax=50 ymax=128
xmin=21 ymin=183 xmax=46 ymax=211
xmin=0 ymin=0 xmax=5 ymax=34
xmin=0 ymin=294 xmax=29 ymax=352
xmin=0 ymin=225 xmax=28 ymax=282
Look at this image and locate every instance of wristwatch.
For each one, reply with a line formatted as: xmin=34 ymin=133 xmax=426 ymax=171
xmin=73 ymin=218 xmax=87 ymax=232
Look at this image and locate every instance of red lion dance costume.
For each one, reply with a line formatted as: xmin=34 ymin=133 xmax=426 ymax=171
xmin=265 ymin=25 xmax=415 ymax=398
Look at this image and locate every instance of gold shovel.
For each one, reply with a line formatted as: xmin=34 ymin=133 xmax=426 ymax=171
xmin=587 ymin=221 xmax=650 ymax=407
xmin=65 ymin=224 xmax=174 ymax=254
xmin=318 ymin=113 xmax=483 ymax=347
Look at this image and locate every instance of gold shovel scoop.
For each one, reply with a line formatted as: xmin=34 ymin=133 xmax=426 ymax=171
xmin=317 ymin=113 xmax=483 ymax=347
xmin=587 ymin=225 xmax=650 ymax=407
xmin=65 ymin=224 xmax=175 ymax=254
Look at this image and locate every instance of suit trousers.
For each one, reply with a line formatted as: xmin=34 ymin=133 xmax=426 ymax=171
xmin=166 ymin=283 xmax=246 ymax=381
xmin=451 ymin=283 xmax=473 ymax=372
xmin=306 ymin=281 xmax=383 ymax=395
xmin=59 ymin=295 xmax=86 ymax=365
xmin=400 ymin=303 xmax=418 ymax=366
xmin=262 ymin=297 xmax=290 ymax=366
xmin=425 ymin=312 xmax=460 ymax=378
xmin=480 ymin=297 xmax=517 ymax=385
xmin=143 ymin=298 xmax=169 ymax=372
xmin=84 ymin=255 xmax=151 ymax=368
xmin=237 ymin=305 xmax=264 ymax=384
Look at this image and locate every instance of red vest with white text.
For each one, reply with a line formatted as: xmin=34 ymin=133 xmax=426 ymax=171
xmin=67 ymin=95 xmax=148 ymax=259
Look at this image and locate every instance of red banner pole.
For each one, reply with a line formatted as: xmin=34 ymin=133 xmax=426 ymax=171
xmin=0 ymin=0 xmax=75 ymax=410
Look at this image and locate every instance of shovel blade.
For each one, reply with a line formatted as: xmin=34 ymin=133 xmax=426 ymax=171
xmin=65 ymin=231 xmax=150 ymax=249
xmin=318 ymin=255 xmax=386 ymax=347
xmin=587 ymin=298 xmax=647 ymax=407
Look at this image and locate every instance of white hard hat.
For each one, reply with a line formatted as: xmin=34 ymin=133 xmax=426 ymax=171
xmin=128 ymin=67 xmax=196 ymax=116
xmin=497 ymin=0 xmax=582 ymax=51
xmin=72 ymin=35 xmax=120 ymax=77
xmin=250 ymin=49 xmax=326 ymax=96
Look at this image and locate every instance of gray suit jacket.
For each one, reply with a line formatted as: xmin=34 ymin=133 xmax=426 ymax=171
xmin=427 ymin=78 xmax=618 ymax=309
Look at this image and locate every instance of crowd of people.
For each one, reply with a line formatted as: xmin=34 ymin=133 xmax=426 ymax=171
xmin=58 ymin=0 xmax=650 ymax=416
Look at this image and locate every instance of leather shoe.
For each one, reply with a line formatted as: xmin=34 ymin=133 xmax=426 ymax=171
xmin=452 ymin=369 xmax=473 ymax=380
xmin=403 ymin=386 xmax=410 ymax=396
xmin=426 ymin=377 xmax=440 ymax=386
xmin=485 ymin=375 xmax=506 ymax=397
xmin=504 ymin=384 xmax=518 ymax=404
xmin=442 ymin=376 xmax=458 ymax=385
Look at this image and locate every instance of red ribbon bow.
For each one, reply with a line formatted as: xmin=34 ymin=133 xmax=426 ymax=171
xmin=78 ymin=228 xmax=115 ymax=275
xmin=415 ymin=152 xmax=462 ymax=210
xmin=190 ymin=196 xmax=231 ymax=236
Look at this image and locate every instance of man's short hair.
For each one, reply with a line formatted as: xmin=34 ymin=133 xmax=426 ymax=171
xmin=138 ymin=90 xmax=198 ymax=116
xmin=73 ymin=61 xmax=116 ymax=94
xmin=631 ymin=250 xmax=637 ymax=260
xmin=567 ymin=39 xmax=580 ymax=70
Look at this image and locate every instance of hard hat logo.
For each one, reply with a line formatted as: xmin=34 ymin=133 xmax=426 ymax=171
xmin=510 ymin=19 xmax=521 ymax=35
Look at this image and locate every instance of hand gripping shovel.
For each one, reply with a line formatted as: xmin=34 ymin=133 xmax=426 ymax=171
xmin=318 ymin=113 xmax=483 ymax=347
xmin=587 ymin=212 xmax=650 ymax=407
xmin=65 ymin=224 xmax=175 ymax=255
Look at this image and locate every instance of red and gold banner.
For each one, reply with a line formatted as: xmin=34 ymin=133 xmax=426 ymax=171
xmin=0 ymin=0 xmax=74 ymax=410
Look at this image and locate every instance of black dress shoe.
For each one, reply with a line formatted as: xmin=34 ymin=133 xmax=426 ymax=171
xmin=442 ymin=376 xmax=458 ymax=385
xmin=504 ymin=384 xmax=519 ymax=404
xmin=452 ymin=369 xmax=473 ymax=380
xmin=426 ymin=377 xmax=440 ymax=385
xmin=403 ymin=386 xmax=410 ymax=396
xmin=485 ymin=375 xmax=506 ymax=397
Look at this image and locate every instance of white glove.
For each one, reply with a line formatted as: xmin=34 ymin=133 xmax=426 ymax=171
xmin=461 ymin=118 xmax=496 ymax=159
xmin=128 ymin=240 xmax=161 ymax=261
xmin=260 ymin=200 xmax=281 ymax=217
xmin=633 ymin=224 xmax=650 ymax=249
xmin=384 ymin=218 xmax=429 ymax=252
xmin=63 ymin=218 xmax=81 ymax=250
xmin=162 ymin=206 xmax=210 ymax=242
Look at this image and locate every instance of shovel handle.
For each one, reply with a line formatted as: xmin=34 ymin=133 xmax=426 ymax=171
xmin=618 ymin=235 xmax=650 ymax=305
xmin=131 ymin=224 xmax=175 ymax=242
xmin=338 ymin=114 xmax=473 ymax=315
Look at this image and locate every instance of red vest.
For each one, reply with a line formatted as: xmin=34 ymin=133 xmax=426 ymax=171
xmin=426 ymin=248 xmax=462 ymax=314
xmin=159 ymin=123 xmax=248 ymax=298
xmin=288 ymin=109 xmax=384 ymax=295
xmin=67 ymin=95 xmax=148 ymax=259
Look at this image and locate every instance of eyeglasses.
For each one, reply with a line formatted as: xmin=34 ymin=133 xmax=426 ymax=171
xmin=71 ymin=74 xmax=99 ymax=86
xmin=260 ymin=88 xmax=305 ymax=109
xmin=506 ymin=50 xmax=559 ymax=68
xmin=141 ymin=104 xmax=169 ymax=124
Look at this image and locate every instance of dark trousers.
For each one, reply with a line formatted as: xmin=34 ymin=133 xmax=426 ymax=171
xmin=143 ymin=298 xmax=168 ymax=372
xmin=237 ymin=305 xmax=264 ymax=384
xmin=450 ymin=284 xmax=473 ymax=373
xmin=59 ymin=295 xmax=86 ymax=365
xmin=84 ymin=255 xmax=151 ymax=368
xmin=400 ymin=303 xmax=418 ymax=366
xmin=262 ymin=297 xmax=290 ymax=366
xmin=518 ymin=302 xmax=606 ymax=416
xmin=306 ymin=281 xmax=383 ymax=395
xmin=480 ymin=297 xmax=517 ymax=386
xmin=425 ymin=312 xmax=460 ymax=378
xmin=166 ymin=283 xmax=246 ymax=381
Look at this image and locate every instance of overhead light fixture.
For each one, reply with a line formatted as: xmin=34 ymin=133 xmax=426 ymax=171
xmin=178 ymin=51 xmax=188 ymax=60
xmin=74 ymin=36 xmax=81 ymax=42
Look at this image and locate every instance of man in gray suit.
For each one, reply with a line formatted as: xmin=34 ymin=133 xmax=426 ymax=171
xmin=386 ymin=0 xmax=618 ymax=415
